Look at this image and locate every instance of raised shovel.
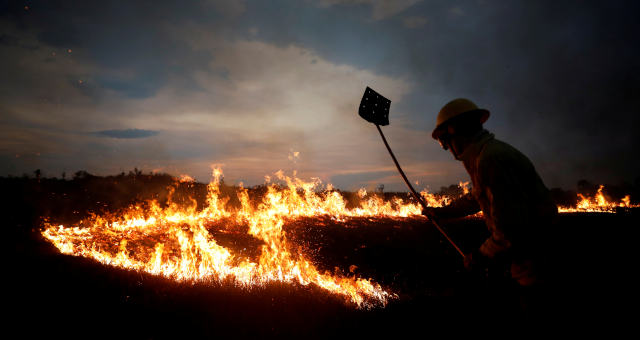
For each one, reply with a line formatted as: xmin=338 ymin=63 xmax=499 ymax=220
xmin=358 ymin=86 xmax=465 ymax=258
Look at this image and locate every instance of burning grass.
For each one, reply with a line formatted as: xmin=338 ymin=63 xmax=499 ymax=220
xmin=558 ymin=185 xmax=635 ymax=213
xmin=34 ymin=169 xmax=637 ymax=310
xmin=4 ymin=170 xmax=637 ymax=335
xmin=40 ymin=169 xmax=438 ymax=309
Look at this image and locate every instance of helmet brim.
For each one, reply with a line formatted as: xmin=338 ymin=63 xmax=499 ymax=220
xmin=431 ymin=109 xmax=490 ymax=139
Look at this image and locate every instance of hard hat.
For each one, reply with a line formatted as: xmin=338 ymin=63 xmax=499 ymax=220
xmin=431 ymin=98 xmax=490 ymax=139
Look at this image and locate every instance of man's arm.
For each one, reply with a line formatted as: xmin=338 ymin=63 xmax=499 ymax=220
xmin=427 ymin=193 xmax=480 ymax=219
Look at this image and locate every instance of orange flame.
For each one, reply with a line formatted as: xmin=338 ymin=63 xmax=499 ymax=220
xmin=42 ymin=169 xmax=428 ymax=309
xmin=179 ymin=174 xmax=195 ymax=183
xmin=419 ymin=189 xmax=451 ymax=208
xmin=458 ymin=181 xmax=470 ymax=195
xmin=558 ymin=185 xmax=637 ymax=213
xmin=40 ymin=170 xmax=636 ymax=308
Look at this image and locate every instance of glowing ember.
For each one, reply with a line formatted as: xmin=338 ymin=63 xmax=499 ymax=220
xmin=558 ymin=185 xmax=637 ymax=213
xmin=42 ymin=169 xmax=446 ymax=309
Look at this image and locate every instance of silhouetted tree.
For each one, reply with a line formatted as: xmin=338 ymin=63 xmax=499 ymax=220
xmin=577 ymin=179 xmax=596 ymax=195
xmin=73 ymin=170 xmax=93 ymax=180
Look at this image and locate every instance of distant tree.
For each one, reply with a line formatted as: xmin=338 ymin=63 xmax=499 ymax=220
xmin=73 ymin=170 xmax=93 ymax=180
xmin=549 ymin=187 xmax=576 ymax=206
xmin=61 ymin=171 xmax=66 ymax=180
xmin=34 ymin=169 xmax=41 ymax=181
xmin=129 ymin=167 xmax=142 ymax=176
xmin=577 ymin=179 xmax=596 ymax=195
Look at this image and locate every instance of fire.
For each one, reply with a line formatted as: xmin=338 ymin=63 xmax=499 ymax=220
xmin=419 ymin=188 xmax=451 ymax=208
xmin=179 ymin=174 xmax=195 ymax=183
xmin=41 ymin=169 xmax=634 ymax=308
xmin=42 ymin=169 xmax=430 ymax=309
xmin=459 ymin=181 xmax=470 ymax=195
xmin=558 ymin=185 xmax=637 ymax=213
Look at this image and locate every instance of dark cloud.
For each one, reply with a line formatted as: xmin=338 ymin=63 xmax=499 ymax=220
xmin=239 ymin=0 xmax=640 ymax=187
xmin=1 ymin=0 xmax=638 ymax=190
xmin=92 ymin=129 xmax=159 ymax=139
xmin=0 ymin=0 xmax=221 ymax=99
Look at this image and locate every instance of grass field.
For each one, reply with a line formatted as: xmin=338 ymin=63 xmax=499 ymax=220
xmin=4 ymin=174 xmax=636 ymax=337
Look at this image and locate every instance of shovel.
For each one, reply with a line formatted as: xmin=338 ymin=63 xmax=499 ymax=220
xmin=358 ymin=87 xmax=465 ymax=258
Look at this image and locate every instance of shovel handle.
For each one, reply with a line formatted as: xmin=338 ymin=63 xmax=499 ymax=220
xmin=375 ymin=124 xmax=466 ymax=258
xmin=375 ymin=125 xmax=423 ymax=204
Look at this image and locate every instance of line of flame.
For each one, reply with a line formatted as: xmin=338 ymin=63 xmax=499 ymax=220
xmin=41 ymin=171 xmax=635 ymax=308
xmin=558 ymin=185 xmax=636 ymax=213
xmin=42 ymin=169 xmax=444 ymax=309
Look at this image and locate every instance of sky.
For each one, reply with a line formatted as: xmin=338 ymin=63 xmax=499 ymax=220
xmin=1 ymin=0 xmax=639 ymax=191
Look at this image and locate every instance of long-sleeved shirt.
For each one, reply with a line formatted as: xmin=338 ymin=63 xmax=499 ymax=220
xmin=457 ymin=130 xmax=558 ymax=259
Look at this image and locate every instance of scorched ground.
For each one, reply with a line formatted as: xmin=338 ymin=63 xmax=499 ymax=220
xmin=4 ymin=170 xmax=636 ymax=336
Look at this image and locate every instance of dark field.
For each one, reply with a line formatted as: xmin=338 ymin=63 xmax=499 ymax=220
xmin=4 ymin=174 xmax=637 ymax=337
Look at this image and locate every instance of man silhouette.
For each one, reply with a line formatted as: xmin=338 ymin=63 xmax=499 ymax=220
xmin=427 ymin=98 xmax=557 ymax=288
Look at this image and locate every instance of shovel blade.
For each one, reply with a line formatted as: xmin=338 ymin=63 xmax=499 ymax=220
xmin=358 ymin=86 xmax=391 ymax=126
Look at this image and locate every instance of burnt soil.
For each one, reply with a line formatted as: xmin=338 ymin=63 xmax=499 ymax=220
xmin=4 ymin=175 xmax=637 ymax=337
